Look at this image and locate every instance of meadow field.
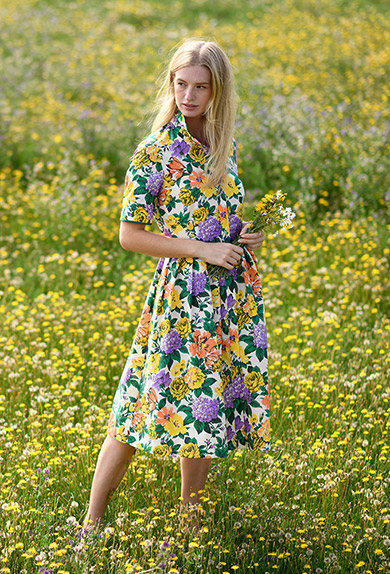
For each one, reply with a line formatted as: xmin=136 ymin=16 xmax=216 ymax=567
xmin=0 ymin=0 xmax=389 ymax=573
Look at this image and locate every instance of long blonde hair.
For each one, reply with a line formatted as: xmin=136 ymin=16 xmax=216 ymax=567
xmin=152 ymin=38 xmax=238 ymax=186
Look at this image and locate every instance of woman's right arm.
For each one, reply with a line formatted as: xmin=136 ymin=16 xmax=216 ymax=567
xmin=119 ymin=221 xmax=244 ymax=271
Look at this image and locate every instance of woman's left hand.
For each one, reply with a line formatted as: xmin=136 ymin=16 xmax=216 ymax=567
xmin=237 ymin=221 xmax=265 ymax=250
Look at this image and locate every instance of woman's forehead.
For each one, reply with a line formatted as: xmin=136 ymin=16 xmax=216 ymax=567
xmin=175 ymin=65 xmax=211 ymax=83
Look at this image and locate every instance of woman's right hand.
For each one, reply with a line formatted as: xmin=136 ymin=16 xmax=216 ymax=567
xmin=196 ymin=241 xmax=244 ymax=270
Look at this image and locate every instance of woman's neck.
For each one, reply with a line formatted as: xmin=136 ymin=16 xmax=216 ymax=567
xmin=185 ymin=116 xmax=207 ymax=146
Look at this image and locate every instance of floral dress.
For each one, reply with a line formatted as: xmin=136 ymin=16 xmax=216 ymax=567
xmin=107 ymin=110 xmax=270 ymax=458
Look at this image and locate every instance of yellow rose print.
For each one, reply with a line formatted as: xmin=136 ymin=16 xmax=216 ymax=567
xmin=189 ymin=143 xmax=206 ymax=163
xmin=193 ymin=207 xmax=208 ymax=224
xmin=177 ymin=257 xmax=188 ymax=272
xmin=163 ymin=173 xmax=176 ymax=189
xmin=171 ymin=360 xmax=186 ymax=377
xmin=245 ymin=371 xmax=264 ymax=393
xmin=154 ymin=444 xmax=172 ymax=457
xmin=158 ymin=131 xmax=173 ymax=146
xmin=243 ymin=294 xmax=258 ymax=318
xmin=212 ymin=356 xmax=223 ymax=372
xmin=170 ymin=376 xmax=190 ymax=400
xmin=159 ymin=319 xmax=171 ymax=335
xmin=176 ymin=317 xmax=191 ymax=338
xmin=156 ymin=296 xmax=164 ymax=315
xmin=123 ymin=181 xmax=135 ymax=207
xmin=179 ymin=443 xmax=200 ymax=458
xmin=185 ymin=366 xmax=205 ymax=389
xmin=236 ymin=308 xmax=251 ymax=329
xmin=179 ymin=188 xmax=196 ymax=206
xmin=133 ymin=206 xmax=150 ymax=223
xmin=132 ymin=148 xmax=151 ymax=169
xmin=166 ymin=214 xmax=182 ymax=233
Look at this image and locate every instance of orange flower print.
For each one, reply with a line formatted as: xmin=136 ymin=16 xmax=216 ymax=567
xmin=136 ymin=304 xmax=152 ymax=338
xmin=229 ymin=327 xmax=239 ymax=344
xmin=131 ymin=399 xmax=145 ymax=429
xmin=147 ymin=388 xmax=158 ymax=410
xmin=218 ymin=205 xmax=228 ymax=219
xmin=164 ymin=279 xmax=176 ymax=299
xmin=261 ymin=395 xmax=269 ymax=409
xmin=145 ymin=144 xmax=159 ymax=162
xmin=189 ymin=168 xmax=206 ymax=188
xmin=216 ymin=322 xmax=223 ymax=347
xmin=248 ymin=267 xmax=262 ymax=295
xmin=158 ymin=187 xmax=167 ymax=206
xmin=156 ymin=406 xmax=175 ymax=427
xmin=155 ymin=406 xmax=186 ymax=436
xmin=257 ymin=419 xmax=271 ymax=442
xmin=189 ymin=330 xmax=219 ymax=366
xmin=167 ymin=157 xmax=185 ymax=180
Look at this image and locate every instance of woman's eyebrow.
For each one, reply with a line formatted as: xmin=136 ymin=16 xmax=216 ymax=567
xmin=176 ymin=78 xmax=210 ymax=85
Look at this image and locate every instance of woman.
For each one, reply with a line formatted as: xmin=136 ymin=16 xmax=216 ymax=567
xmin=83 ymin=38 xmax=270 ymax=530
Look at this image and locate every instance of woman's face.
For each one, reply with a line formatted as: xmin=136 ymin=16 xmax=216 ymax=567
xmin=173 ymin=65 xmax=212 ymax=122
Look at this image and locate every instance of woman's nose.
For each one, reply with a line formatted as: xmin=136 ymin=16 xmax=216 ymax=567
xmin=185 ymin=88 xmax=194 ymax=101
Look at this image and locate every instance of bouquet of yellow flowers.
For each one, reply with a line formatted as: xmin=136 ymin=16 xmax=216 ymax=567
xmin=207 ymin=190 xmax=296 ymax=280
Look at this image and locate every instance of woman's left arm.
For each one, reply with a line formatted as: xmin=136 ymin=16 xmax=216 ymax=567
xmin=237 ymin=221 xmax=265 ymax=250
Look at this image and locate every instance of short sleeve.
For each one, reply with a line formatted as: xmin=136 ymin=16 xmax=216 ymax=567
xmin=120 ymin=139 xmax=164 ymax=224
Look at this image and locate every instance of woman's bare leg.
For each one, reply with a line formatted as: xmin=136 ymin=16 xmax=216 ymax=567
xmin=83 ymin=435 xmax=135 ymax=529
xmin=180 ymin=458 xmax=212 ymax=505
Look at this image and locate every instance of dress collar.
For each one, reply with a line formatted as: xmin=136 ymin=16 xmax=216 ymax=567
xmin=172 ymin=110 xmax=209 ymax=153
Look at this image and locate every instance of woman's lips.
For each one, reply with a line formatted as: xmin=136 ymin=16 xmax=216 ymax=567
xmin=183 ymin=104 xmax=197 ymax=110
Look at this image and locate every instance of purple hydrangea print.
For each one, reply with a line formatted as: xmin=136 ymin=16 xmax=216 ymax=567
xmin=152 ymin=369 xmax=171 ymax=390
xmin=196 ymin=216 xmax=222 ymax=242
xmin=187 ymin=271 xmax=207 ymax=296
xmin=223 ymin=373 xmax=252 ymax=408
xmin=120 ymin=364 xmax=132 ymax=386
xmin=234 ymin=416 xmax=244 ymax=431
xmin=254 ymin=322 xmax=267 ymax=348
xmin=147 ymin=170 xmax=164 ymax=196
xmin=171 ymin=140 xmax=191 ymax=157
xmin=227 ymin=294 xmax=235 ymax=309
xmin=229 ymin=214 xmax=242 ymax=240
xmin=227 ymin=426 xmax=235 ymax=441
xmin=156 ymin=257 xmax=165 ymax=271
xmin=192 ymin=396 xmax=220 ymax=422
xmin=160 ymin=329 xmax=182 ymax=354
xmin=145 ymin=204 xmax=154 ymax=220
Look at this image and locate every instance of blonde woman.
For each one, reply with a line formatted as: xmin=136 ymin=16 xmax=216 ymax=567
xmin=84 ymin=38 xmax=270 ymax=530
